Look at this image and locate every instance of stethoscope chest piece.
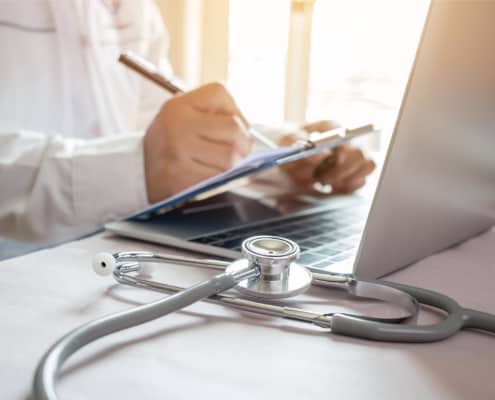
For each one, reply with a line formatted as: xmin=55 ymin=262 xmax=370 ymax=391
xmin=227 ymin=236 xmax=313 ymax=299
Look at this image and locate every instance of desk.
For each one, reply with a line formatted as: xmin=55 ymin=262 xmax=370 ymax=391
xmin=1 ymin=229 xmax=494 ymax=399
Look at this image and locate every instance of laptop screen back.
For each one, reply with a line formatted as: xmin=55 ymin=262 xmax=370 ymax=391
xmin=355 ymin=0 xmax=495 ymax=278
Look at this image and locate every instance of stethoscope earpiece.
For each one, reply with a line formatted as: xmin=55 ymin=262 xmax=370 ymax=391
xmin=92 ymin=252 xmax=116 ymax=276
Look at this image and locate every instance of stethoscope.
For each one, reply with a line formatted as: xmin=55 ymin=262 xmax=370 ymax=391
xmin=33 ymin=236 xmax=495 ymax=400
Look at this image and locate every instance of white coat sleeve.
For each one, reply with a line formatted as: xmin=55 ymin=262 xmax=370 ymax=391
xmin=0 ymin=131 xmax=149 ymax=244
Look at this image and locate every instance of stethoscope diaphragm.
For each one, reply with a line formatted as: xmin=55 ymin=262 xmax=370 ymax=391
xmin=226 ymin=236 xmax=313 ymax=299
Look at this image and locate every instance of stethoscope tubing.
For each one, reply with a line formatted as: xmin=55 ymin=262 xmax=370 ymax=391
xmin=33 ymin=265 xmax=257 ymax=400
xmin=331 ymin=281 xmax=465 ymax=342
xmin=462 ymin=308 xmax=495 ymax=332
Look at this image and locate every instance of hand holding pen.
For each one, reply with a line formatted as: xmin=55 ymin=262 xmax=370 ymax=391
xmin=144 ymin=82 xmax=255 ymax=203
xmin=120 ymin=51 xmax=280 ymax=203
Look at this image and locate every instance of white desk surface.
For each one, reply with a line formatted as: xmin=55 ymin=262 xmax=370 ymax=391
xmin=1 ymin=228 xmax=494 ymax=400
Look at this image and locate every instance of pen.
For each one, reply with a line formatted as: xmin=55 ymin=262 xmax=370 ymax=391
xmin=119 ymin=51 xmax=278 ymax=149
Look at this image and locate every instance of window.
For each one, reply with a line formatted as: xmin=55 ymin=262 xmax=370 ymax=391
xmin=228 ymin=0 xmax=291 ymax=125
xmin=307 ymin=0 xmax=429 ymax=129
xmin=160 ymin=0 xmax=429 ymax=150
xmin=226 ymin=0 xmax=429 ymax=149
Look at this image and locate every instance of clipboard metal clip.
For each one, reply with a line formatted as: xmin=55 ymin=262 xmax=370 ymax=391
xmin=300 ymin=124 xmax=375 ymax=150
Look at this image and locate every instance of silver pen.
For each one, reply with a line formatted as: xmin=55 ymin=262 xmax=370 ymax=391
xmin=119 ymin=51 xmax=278 ymax=149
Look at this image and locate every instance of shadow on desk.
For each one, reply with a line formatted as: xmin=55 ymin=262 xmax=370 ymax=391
xmin=0 ymin=238 xmax=46 ymax=261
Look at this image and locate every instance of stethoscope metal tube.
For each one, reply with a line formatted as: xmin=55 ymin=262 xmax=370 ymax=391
xmin=112 ymin=256 xmax=419 ymax=325
xmin=33 ymin=259 xmax=258 ymax=400
xmin=113 ymin=266 xmax=334 ymax=328
xmin=110 ymin=253 xmax=495 ymax=342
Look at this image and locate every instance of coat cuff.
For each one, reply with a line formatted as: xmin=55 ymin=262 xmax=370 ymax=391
xmin=72 ymin=132 xmax=149 ymax=226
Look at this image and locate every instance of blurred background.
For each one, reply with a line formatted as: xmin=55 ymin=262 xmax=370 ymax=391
xmin=157 ymin=0 xmax=429 ymax=152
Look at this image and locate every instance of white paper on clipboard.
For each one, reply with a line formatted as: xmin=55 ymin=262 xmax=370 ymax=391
xmin=128 ymin=124 xmax=377 ymax=220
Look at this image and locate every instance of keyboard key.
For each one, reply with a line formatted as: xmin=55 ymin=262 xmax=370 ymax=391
xmin=337 ymin=226 xmax=358 ymax=236
xmin=217 ymin=238 xmax=245 ymax=249
xmin=269 ymin=228 xmax=294 ymax=236
xmin=315 ymin=246 xmax=341 ymax=256
xmin=258 ymin=221 xmax=289 ymax=230
xmin=286 ymin=232 xmax=310 ymax=241
xmin=306 ymin=228 xmax=328 ymax=236
xmin=331 ymin=242 xmax=353 ymax=251
xmin=320 ymin=221 xmax=339 ymax=229
xmin=298 ymin=252 xmax=326 ymax=265
xmin=339 ymin=235 xmax=361 ymax=245
xmin=203 ymin=202 xmax=367 ymax=255
xmin=207 ymin=233 xmax=234 ymax=242
xmin=330 ymin=253 xmax=354 ymax=262
xmin=191 ymin=236 xmax=217 ymax=244
xmin=299 ymin=240 xmax=323 ymax=248
xmin=228 ymin=227 xmax=254 ymax=236
xmin=316 ymin=233 xmax=340 ymax=242
xmin=312 ymin=260 xmax=335 ymax=269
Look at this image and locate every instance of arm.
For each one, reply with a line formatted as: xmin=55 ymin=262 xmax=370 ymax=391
xmin=1 ymin=83 xmax=253 ymax=244
xmin=0 ymin=131 xmax=148 ymax=243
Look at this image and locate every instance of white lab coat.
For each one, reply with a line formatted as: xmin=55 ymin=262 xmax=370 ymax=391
xmin=0 ymin=0 xmax=172 ymax=243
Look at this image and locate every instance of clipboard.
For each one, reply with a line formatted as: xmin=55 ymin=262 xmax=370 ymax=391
xmin=128 ymin=124 xmax=378 ymax=220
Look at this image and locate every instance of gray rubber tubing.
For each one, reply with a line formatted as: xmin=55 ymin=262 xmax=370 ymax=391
xmin=331 ymin=280 xmax=495 ymax=342
xmin=32 ymin=273 xmax=238 ymax=400
xmin=463 ymin=308 xmax=495 ymax=332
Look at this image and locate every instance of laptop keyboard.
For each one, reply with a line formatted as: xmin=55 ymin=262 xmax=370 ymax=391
xmin=190 ymin=204 xmax=367 ymax=269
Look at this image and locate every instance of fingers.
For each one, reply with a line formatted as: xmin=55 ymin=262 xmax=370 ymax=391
xmin=168 ymin=161 xmax=224 ymax=195
xmin=345 ymin=158 xmax=376 ymax=183
xmin=315 ymin=146 xmax=375 ymax=193
xmin=278 ymin=120 xmax=375 ymax=195
xmin=285 ymin=162 xmax=319 ymax=185
xmin=278 ymin=133 xmax=301 ymax=147
xmin=316 ymin=147 xmax=364 ymax=182
xmin=302 ymin=119 xmax=340 ymax=133
xmin=313 ymin=151 xmax=342 ymax=178
xmin=196 ymin=112 xmax=252 ymax=156
xmin=283 ymin=152 xmax=330 ymax=185
xmin=144 ymin=82 xmax=254 ymax=203
xmin=188 ymin=136 xmax=242 ymax=172
xmin=334 ymin=177 xmax=367 ymax=194
xmin=279 ymin=131 xmax=330 ymax=185
xmin=331 ymin=161 xmax=374 ymax=193
xmin=163 ymin=110 xmax=250 ymax=172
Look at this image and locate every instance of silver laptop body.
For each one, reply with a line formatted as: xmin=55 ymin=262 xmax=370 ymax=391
xmin=354 ymin=0 xmax=495 ymax=278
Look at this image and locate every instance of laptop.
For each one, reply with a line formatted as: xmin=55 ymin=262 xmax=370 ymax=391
xmin=106 ymin=0 xmax=495 ymax=279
